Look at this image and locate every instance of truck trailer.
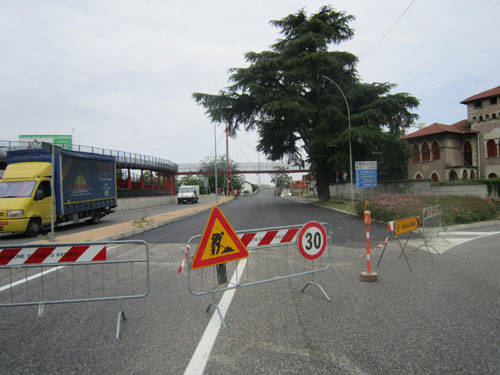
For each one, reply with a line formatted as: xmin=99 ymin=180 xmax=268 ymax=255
xmin=0 ymin=147 xmax=117 ymax=236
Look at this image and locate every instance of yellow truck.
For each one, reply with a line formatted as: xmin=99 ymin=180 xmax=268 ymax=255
xmin=0 ymin=148 xmax=117 ymax=236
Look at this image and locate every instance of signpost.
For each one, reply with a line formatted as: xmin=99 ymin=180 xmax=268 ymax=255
xmin=355 ymin=161 xmax=378 ymax=188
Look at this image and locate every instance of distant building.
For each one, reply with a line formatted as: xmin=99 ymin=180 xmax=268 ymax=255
xmin=403 ymin=85 xmax=500 ymax=181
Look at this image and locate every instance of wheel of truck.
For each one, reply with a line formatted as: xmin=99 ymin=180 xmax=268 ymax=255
xmin=88 ymin=212 xmax=101 ymax=225
xmin=25 ymin=218 xmax=41 ymax=237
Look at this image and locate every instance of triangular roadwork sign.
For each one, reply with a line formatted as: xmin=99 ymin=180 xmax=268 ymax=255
xmin=191 ymin=206 xmax=249 ymax=269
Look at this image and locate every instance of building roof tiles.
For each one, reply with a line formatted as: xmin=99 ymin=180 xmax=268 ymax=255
xmin=402 ymin=120 xmax=475 ymax=140
xmin=461 ymin=85 xmax=500 ymax=104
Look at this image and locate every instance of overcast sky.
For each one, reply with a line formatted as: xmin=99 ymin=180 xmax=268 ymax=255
xmin=1 ymin=1 xmax=499 ymax=183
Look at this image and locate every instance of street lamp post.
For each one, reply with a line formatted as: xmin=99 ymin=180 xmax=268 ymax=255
xmin=214 ymin=123 xmax=218 ymax=202
xmin=322 ymin=75 xmax=354 ymax=204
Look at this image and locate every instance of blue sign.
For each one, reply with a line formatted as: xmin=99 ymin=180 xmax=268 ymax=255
xmin=355 ymin=161 xmax=378 ymax=187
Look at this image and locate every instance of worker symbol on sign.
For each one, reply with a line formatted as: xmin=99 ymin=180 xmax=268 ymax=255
xmin=211 ymin=232 xmax=235 ymax=255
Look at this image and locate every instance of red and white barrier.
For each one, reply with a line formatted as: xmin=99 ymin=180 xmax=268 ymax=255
xmin=0 ymin=245 xmax=107 ymax=266
xmin=239 ymin=227 xmax=300 ymax=248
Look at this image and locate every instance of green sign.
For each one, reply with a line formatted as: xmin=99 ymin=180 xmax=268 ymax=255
xmin=19 ymin=134 xmax=72 ymax=150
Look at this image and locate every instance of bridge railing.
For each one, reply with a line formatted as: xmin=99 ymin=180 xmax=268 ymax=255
xmin=0 ymin=140 xmax=178 ymax=171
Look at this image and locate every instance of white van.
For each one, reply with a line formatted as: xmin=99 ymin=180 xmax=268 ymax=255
xmin=177 ymin=185 xmax=199 ymax=204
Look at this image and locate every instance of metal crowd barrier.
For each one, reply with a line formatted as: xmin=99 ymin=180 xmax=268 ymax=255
xmin=0 ymin=240 xmax=150 ymax=339
xmin=184 ymin=222 xmax=331 ymax=327
xmin=416 ymin=205 xmax=447 ymax=253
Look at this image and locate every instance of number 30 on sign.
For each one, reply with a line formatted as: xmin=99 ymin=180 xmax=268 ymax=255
xmin=297 ymin=221 xmax=327 ymax=260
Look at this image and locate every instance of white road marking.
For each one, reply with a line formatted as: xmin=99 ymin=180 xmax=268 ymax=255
xmin=184 ymin=258 xmax=247 ymax=375
xmin=0 ymin=266 xmax=61 ymax=293
xmin=409 ymin=231 xmax=500 ymax=254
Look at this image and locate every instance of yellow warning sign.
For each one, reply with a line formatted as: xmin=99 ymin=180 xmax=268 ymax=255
xmin=394 ymin=217 xmax=419 ymax=236
xmin=191 ymin=206 xmax=249 ymax=269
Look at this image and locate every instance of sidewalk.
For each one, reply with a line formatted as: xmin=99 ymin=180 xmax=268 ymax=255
xmin=40 ymin=197 xmax=232 ymax=244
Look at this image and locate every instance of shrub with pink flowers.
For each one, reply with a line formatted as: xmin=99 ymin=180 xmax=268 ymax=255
xmin=356 ymin=194 xmax=497 ymax=225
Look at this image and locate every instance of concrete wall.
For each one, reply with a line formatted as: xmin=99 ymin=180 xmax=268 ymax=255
xmin=116 ymin=195 xmax=177 ymax=212
xmin=330 ymin=180 xmax=491 ymax=201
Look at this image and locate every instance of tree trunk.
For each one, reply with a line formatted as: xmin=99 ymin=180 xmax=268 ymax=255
xmin=316 ymin=160 xmax=331 ymax=202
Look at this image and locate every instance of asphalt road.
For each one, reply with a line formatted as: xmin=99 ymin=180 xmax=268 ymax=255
xmin=0 ymin=190 xmax=499 ymax=374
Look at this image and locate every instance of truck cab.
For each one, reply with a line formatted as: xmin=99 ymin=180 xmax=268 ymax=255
xmin=0 ymin=162 xmax=53 ymax=235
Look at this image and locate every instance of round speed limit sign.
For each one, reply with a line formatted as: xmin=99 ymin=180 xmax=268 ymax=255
xmin=297 ymin=221 xmax=327 ymax=260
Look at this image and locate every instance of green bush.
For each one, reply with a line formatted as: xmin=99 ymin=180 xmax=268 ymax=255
xmin=356 ymin=194 xmax=497 ymax=226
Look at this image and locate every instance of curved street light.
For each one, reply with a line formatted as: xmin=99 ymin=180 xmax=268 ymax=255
xmin=322 ymin=75 xmax=354 ymax=203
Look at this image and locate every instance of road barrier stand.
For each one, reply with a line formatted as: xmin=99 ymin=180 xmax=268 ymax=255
xmin=416 ymin=205 xmax=447 ymax=254
xmin=376 ymin=216 xmax=421 ymax=272
xmin=360 ymin=208 xmax=378 ymax=282
xmin=0 ymin=240 xmax=150 ymax=339
xmin=180 ymin=207 xmax=331 ymax=327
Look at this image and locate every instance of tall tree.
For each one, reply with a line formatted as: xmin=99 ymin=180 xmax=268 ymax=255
xmin=193 ymin=6 xmax=419 ymax=201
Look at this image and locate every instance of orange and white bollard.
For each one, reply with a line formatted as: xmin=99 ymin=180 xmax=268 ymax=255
xmin=360 ymin=205 xmax=378 ymax=282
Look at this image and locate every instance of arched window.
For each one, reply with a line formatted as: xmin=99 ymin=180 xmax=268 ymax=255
xmin=462 ymin=170 xmax=468 ymax=180
xmin=464 ymin=141 xmax=472 ymax=166
xmin=431 ymin=142 xmax=440 ymax=160
xmin=415 ymin=173 xmax=422 ymax=180
xmin=488 ymin=173 xmax=497 ymax=179
xmin=422 ymin=143 xmax=430 ymax=161
xmin=487 ymin=140 xmax=497 ymax=157
xmin=449 ymin=170 xmax=458 ymax=180
xmin=412 ymin=144 xmax=420 ymax=162
xmin=470 ymin=170 xmax=475 ymax=179
xmin=431 ymin=173 xmax=439 ymax=182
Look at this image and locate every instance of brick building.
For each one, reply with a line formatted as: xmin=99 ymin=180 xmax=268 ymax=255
xmin=403 ymin=85 xmax=500 ymax=181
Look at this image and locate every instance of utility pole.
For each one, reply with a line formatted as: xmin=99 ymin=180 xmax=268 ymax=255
xmin=226 ymin=125 xmax=229 ymax=195
xmin=214 ymin=123 xmax=218 ymax=202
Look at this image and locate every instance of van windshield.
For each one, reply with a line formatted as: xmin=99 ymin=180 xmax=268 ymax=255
xmin=0 ymin=181 xmax=37 ymax=198
xmin=179 ymin=187 xmax=195 ymax=193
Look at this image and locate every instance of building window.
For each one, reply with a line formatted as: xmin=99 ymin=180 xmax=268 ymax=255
xmin=449 ymin=170 xmax=458 ymax=180
xmin=415 ymin=173 xmax=422 ymax=180
xmin=490 ymin=97 xmax=497 ymax=105
xmin=493 ymin=113 xmax=497 ymax=119
xmin=470 ymin=170 xmax=475 ymax=179
xmin=487 ymin=140 xmax=497 ymax=157
xmin=431 ymin=142 xmax=440 ymax=160
xmin=464 ymin=141 xmax=472 ymax=166
xmin=431 ymin=173 xmax=439 ymax=182
xmin=474 ymin=101 xmax=482 ymax=108
xmin=488 ymin=173 xmax=497 ymax=179
xmin=422 ymin=143 xmax=430 ymax=161
xmin=412 ymin=144 xmax=420 ymax=162
xmin=462 ymin=170 xmax=468 ymax=180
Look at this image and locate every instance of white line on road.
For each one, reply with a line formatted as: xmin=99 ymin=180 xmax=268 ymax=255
xmin=0 ymin=266 xmax=61 ymax=293
xmin=443 ymin=231 xmax=500 ymax=236
xmin=184 ymin=258 xmax=248 ymax=375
